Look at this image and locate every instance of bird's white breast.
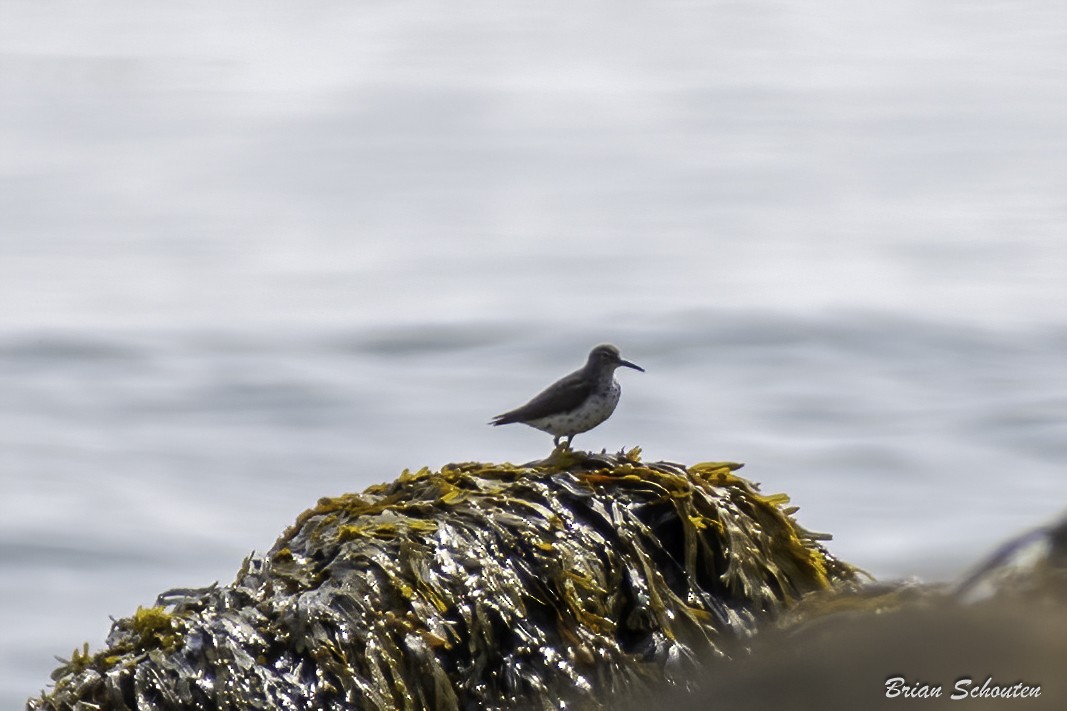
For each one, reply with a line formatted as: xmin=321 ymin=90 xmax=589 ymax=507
xmin=526 ymin=379 xmax=622 ymax=437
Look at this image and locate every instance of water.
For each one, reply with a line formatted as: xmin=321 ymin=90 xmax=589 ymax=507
xmin=3 ymin=1 xmax=1066 ymax=706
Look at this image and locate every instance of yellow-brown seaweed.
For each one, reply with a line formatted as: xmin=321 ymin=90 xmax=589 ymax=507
xmin=32 ymin=448 xmax=855 ymax=710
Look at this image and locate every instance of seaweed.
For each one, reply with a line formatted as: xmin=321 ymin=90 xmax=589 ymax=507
xmin=32 ymin=447 xmax=855 ymax=710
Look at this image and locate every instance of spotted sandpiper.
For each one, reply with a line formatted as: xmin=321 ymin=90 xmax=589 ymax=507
xmin=490 ymin=344 xmax=644 ymax=447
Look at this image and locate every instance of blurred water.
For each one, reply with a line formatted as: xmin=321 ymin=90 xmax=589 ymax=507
xmin=3 ymin=1 xmax=1067 ymax=706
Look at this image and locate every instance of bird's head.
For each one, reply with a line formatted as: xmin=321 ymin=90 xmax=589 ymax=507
xmin=588 ymin=344 xmax=644 ymax=372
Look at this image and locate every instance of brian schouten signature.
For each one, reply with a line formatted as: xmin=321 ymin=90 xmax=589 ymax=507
xmin=885 ymin=676 xmax=1041 ymax=701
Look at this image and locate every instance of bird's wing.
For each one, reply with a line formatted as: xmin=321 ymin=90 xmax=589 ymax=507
xmin=491 ymin=371 xmax=592 ymax=425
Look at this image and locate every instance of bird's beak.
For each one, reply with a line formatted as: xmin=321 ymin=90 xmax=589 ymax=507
xmin=617 ymin=358 xmax=644 ymax=372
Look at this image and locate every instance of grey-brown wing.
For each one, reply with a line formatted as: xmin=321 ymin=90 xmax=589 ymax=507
xmin=491 ymin=371 xmax=592 ymax=425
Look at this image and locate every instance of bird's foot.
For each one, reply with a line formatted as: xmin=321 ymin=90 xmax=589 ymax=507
xmin=539 ymin=437 xmax=586 ymax=467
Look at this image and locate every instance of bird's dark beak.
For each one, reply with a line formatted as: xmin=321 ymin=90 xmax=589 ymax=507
xmin=617 ymin=358 xmax=644 ymax=372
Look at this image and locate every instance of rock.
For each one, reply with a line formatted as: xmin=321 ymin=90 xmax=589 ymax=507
xmin=649 ymin=514 xmax=1067 ymax=711
xmin=32 ymin=448 xmax=855 ymax=710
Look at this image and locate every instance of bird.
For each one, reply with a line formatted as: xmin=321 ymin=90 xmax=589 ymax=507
xmin=490 ymin=344 xmax=644 ymax=447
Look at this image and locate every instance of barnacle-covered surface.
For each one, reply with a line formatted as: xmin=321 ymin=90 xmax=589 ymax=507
xmin=32 ymin=447 xmax=856 ymax=710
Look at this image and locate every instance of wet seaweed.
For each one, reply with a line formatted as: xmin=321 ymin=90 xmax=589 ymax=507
xmin=33 ymin=448 xmax=855 ymax=710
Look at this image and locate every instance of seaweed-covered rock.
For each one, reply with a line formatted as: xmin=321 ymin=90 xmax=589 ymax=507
xmin=33 ymin=448 xmax=856 ymax=710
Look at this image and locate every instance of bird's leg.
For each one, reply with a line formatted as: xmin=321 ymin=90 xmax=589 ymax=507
xmin=553 ymin=435 xmax=561 ymax=447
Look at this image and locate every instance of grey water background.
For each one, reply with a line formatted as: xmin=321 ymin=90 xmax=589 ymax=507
xmin=2 ymin=0 xmax=1066 ymax=705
